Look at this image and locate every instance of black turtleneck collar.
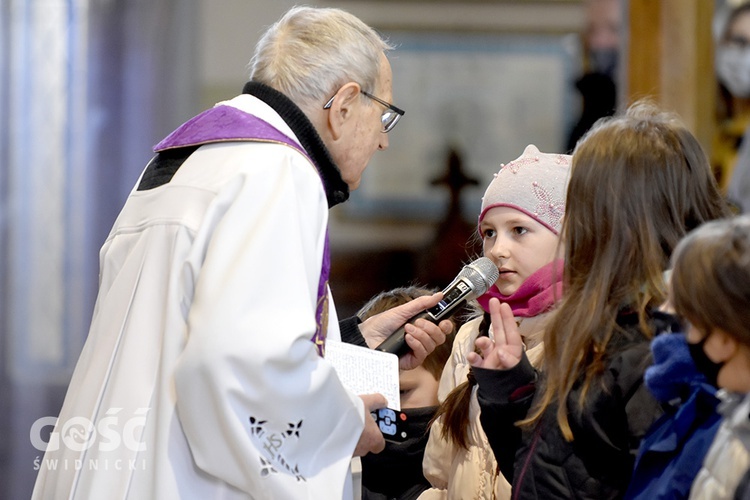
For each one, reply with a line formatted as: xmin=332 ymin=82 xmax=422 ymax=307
xmin=241 ymin=81 xmax=349 ymax=207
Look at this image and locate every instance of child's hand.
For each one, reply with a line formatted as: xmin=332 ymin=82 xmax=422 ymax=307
xmin=467 ymin=298 xmax=524 ymax=370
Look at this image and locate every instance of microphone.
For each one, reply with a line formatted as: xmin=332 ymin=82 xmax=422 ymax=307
xmin=375 ymin=257 xmax=500 ymax=357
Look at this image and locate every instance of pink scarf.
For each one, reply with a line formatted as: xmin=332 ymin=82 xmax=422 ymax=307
xmin=477 ymin=259 xmax=564 ymax=317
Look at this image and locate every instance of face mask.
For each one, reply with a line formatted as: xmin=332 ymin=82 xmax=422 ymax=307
xmin=361 ymin=406 xmax=437 ymax=497
xmin=716 ymin=45 xmax=750 ymax=98
xmin=589 ymin=48 xmax=619 ymax=79
xmin=687 ymin=335 xmax=725 ymax=388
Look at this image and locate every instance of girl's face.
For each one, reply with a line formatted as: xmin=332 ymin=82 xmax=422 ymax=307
xmin=480 ymin=206 xmax=560 ymax=296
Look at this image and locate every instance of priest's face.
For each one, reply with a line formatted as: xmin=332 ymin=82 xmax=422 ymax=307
xmin=333 ymin=53 xmax=393 ymax=191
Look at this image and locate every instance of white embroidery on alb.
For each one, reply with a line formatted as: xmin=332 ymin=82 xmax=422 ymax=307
xmin=249 ymin=416 xmax=306 ymax=481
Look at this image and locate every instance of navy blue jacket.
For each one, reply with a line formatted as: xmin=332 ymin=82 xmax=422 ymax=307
xmin=624 ymin=333 xmax=722 ymax=500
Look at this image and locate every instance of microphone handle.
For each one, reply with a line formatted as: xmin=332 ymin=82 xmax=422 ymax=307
xmin=374 ymin=311 xmax=434 ymax=357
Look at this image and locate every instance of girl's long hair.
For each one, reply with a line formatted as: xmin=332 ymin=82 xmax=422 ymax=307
xmin=525 ymin=100 xmax=730 ymax=440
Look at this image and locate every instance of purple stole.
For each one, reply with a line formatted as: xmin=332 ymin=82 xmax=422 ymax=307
xmin=154 ymin=105 xmax=331 ymax=356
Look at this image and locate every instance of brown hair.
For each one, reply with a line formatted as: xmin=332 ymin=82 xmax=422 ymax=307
xmin=357 ymin=286 xmax=456 ymax=380
xmin=527 ymin=100 xmax=730 ymax=440
xmin=431 ymin=313 xmax=491 ymax=450
xmin=671 ymin=215 xmax=750 ymax=346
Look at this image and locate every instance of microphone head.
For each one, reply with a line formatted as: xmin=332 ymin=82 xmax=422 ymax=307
xmin=459 ymin=257 xmax=500 ymax=296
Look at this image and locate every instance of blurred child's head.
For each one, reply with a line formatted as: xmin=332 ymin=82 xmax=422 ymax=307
xmin=358 ymin=286 xmax=456 ymax=408
xmin=478 ymin=144 xmax=571 ymax=296
xmin=670 ymin=215 xmax=750 ymax=393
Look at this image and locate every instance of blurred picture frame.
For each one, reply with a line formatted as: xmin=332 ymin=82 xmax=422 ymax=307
xmin=340 ymin=29 xmax=581 ymax=221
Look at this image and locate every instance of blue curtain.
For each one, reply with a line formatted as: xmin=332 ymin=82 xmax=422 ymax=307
xmin=0 ymin=0 xmax=199 ymax=497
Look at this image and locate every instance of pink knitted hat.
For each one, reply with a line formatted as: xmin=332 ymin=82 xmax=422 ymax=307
xmin=479 ymin=144 xmax=572 ymax=234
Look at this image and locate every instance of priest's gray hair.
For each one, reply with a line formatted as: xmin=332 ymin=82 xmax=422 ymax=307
xmin=249 ymin=6 xmax=393 ymax=110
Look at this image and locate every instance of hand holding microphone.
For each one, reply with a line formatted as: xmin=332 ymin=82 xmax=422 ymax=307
xmin=374 ymin=257 xmax=500 ymax=357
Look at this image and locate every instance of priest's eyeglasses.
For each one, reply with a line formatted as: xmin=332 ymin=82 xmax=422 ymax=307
xmin=323 ymin=90 xmax=405 ymax=133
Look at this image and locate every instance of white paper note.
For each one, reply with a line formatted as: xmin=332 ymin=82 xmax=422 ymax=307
xmin=325 ymin=341 xmax=401 ymax=411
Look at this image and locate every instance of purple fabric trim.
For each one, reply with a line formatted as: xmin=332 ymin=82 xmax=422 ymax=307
xmin=154 ymin=104 xmax=330 ymax=356
xmin=312 ymin=234 xmax=331 ymax=357
xmin=153 ymin=105 xmax=304 ymax=156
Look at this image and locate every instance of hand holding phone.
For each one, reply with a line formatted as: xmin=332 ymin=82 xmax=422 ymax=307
xmin=370 ymin=407 xmax=411 ymax=442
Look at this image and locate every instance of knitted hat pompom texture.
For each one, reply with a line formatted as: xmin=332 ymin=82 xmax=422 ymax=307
xmin=479 ymin=144 xmax=572 ymax=235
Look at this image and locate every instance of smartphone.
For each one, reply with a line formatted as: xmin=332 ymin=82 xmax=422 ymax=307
xmin=370 ymin=407 xmax=410 ymax=442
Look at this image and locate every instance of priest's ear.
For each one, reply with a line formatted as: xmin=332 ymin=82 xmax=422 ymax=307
xmin=325 ymin=82 xmax=360 ymax=140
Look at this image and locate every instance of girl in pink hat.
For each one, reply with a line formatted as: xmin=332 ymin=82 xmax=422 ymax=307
xmin=420 ymin=144 xmax=571 ymax=500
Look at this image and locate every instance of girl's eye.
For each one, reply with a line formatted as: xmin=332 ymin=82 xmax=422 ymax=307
xmin=513 ymin=226 xmax=528 ymax=236
xmin=482 ymin=228 xmax=496 ymax=239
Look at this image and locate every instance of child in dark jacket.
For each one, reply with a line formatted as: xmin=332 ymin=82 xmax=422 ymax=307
xmin=668 ymin=216 xmax=750 ymax=500
xmin=357 ymin=286 xmax=457 ymax=500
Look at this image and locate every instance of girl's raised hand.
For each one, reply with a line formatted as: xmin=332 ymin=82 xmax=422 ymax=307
xmin=467 ymin=298 xmax=524 ymax=370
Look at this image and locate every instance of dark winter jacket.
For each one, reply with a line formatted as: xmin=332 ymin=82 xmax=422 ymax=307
xmin=474 ymin=310 xmax=671 ymax=499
